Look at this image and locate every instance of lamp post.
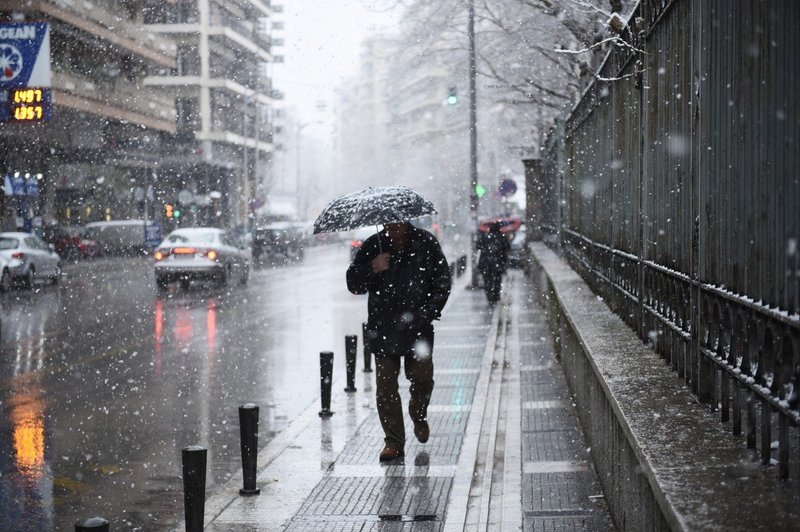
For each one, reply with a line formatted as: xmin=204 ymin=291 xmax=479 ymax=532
xmin=294 ymin=121 xmax=322 ymax=219
xmin=468 ymin=0 xmax=480 ymax=288
xmin=241 ymin=81 xmax=263 ymax=229
xmin=241 ymin=110 xmax=250 ymax=228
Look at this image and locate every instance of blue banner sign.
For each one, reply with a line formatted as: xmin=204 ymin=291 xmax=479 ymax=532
xmin=11 ymin=175 xmax=25 ymax=196
xmin=24 ymin=176 xmax=39 ymax=197
xmin=0 ymin=22 xmax=51 ymax=122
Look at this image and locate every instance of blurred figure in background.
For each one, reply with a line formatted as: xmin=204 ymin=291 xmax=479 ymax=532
xmin=478 ymin=221 xmax=509 ymax=304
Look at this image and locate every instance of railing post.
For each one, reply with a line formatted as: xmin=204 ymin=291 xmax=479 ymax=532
xmin=362 ymin=322 xmax=373 ymax=372
xmin=238 ymin=403 xmax=261 ymax=495
xmin=182 ymin=445 xmax=207 ymax=532
xmin=75 ymin=517 xmax=109 ymax=532
xmin=344 ymin=335 xmax=357 ymax=392
xmin=319 ymin=351 xmax=334 ymax=417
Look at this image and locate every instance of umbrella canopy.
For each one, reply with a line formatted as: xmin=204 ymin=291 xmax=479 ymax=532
xmin=313 ymin=186 xmax=437 ymax=234
xmin=478 ymin=216 xmax=522 ymax=233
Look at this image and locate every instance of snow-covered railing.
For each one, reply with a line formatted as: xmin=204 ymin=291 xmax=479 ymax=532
xmin=561 ymin=225 xmax=800 ymax=485
xmin=535 ymin=0 xmax=800 ymax=489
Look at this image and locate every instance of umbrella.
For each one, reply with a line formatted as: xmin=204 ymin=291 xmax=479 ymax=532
xmin=313 ymin=186 xmax=437 ymax=234
xmin=313 ymin=186 xmax=437 ymax=254
xmin=478 ymin=216 xmax=522 ymax=234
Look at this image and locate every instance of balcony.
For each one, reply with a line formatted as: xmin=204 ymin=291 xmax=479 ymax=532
xmin=53 ymin=69 xmax=175 ymax=131
xmin=5 ymin=0 xmax=177 ymax=68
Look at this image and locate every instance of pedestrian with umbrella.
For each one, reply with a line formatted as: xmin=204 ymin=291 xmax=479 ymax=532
xmin=477 ymin=221 xmax=510 ymax=304
xmin=314 ymin=186 xmax=452 ymax=462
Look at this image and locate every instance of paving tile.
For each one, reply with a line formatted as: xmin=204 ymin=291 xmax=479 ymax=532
xmin=335 ymin=433 xmax=464 ymax=466
xmin=522 ymin=407 xmax=582 ymax=433
xmin=289 ymin=476 xmax=452 ymax=520
xmin=516 ymin=276 xmax=615 ymax=532
xmin=523 ymin=513 xmax=615 ymax=532
xmin=522 ymin=430 xmax=589 ymax=462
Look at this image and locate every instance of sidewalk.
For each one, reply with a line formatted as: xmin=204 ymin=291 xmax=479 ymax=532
xmin=198 ymin=272 xmax=613 ymax=531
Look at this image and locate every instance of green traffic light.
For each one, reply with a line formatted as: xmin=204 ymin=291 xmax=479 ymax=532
xmin=447 ymin=87 xmax=458 ymax=105
xmin=475 ymin=184 xmax=487 ymax=198
xmin=174 ymin=208 xmax=182 ymax=218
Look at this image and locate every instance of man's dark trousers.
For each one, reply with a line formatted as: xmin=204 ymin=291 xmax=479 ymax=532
xmin=373 ymin=326 xmax=435 ymax=449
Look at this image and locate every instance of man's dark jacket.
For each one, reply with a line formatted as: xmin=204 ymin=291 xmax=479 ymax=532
xmin=346 ymin=224 xmax=451 ymax=340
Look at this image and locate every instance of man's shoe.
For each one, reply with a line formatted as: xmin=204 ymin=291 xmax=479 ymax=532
xmin=379 ymin=446 xmax=404 ymax=462
xmin=413 ymin=421 xmax=430 ymax=443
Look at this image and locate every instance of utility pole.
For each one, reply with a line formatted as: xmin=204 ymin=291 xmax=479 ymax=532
xmin=241 ymin=109 xmax=249 ymax=229
xmin=468 ymin=0 xmax=480 ymax=288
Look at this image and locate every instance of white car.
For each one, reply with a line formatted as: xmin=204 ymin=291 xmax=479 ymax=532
xmin=153 ymin=227 xmax=250 ymax=290
xmin=0 ymin=232 xmax=62 ymax=289
xmin=349 ymin=226 xmax=383 ymax=262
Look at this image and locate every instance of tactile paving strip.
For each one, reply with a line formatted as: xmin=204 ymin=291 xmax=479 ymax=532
xmin=334 ymin=433 xmax=464 ymax=466
xmin=357 ymin=411 xmax=469 ymax=437
xmin=289 ymin=474 xmax=452 ymax=520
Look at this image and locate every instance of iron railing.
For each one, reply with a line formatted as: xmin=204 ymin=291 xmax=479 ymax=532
xmin=537 ymin=0 xmax=800 ymax=484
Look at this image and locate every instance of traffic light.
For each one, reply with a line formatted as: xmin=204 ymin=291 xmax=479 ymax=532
xmin=165 ymin=203 xmax=174 ymax=218
xmin=173 ymin=206 xmax=182 ymax=219
xmin=474 ymin=183 xmax=487 ymax=199
xmin=447 ymin=86 xmax=458 ymax=105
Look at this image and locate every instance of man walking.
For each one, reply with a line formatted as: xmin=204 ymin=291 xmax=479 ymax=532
xmin=347 ymin=221 xmax=451 ymax=462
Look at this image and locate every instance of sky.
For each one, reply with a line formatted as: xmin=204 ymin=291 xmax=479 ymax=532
xmin=272 ymin=0 xmax=397 ymax=124
xmin=268 ymin=1 xmax=398 ymax=207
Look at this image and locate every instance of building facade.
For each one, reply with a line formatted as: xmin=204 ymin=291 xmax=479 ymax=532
xmin=0 ymin=0 xmax=278 ymax=235
xmin=143 ymin=0 xmax=275 ymax=231
xmin=0 ymin=0 xmax=177 ymax=231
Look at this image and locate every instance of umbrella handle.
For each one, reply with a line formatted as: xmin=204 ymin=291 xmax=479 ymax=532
xmin=376 ymin=226 xmax=383 ymax=254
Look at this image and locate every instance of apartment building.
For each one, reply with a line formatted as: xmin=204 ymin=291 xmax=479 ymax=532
xmin=143 ymin=0 xmax=275 ymax=229
xmin=0 ymin=0 xmax=177 ymax=230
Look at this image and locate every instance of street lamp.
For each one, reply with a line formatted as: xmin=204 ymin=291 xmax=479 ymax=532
xmin=468 ymin=0 xmax=480 ymax=288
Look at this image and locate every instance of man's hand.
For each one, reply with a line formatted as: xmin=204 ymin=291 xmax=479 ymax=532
xmin=371 ymin=252 xmax=391 ymax=274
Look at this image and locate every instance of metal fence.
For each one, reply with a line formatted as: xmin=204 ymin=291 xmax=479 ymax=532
xmin=537 ymin=0 xmax=800 ymax=482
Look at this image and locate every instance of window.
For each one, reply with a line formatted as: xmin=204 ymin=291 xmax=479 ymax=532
xmin=0 ymin=238 xmax=18 ymax=250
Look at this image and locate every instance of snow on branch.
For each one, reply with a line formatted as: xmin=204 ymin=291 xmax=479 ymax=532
xmin=554 ymin=35 xmax=647 ymax=56
xmin=595 ymin=69 xmax=642 ymax=82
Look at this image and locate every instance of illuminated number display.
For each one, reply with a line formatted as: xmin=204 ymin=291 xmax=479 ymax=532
xmin=8 ymin=88 xmax=51 ymax=123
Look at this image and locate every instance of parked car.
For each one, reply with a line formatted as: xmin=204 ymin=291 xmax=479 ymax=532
xmin=0 ymin=232 xmax=61 ymax=288
xmin=83 ymin=220 xmax=149 ymax=256
xmin=252 ymin=222 xmax=306 ymax=265
xmin=153 ymin=227 xmax=250 ymax=290
xmin=42 ymin=225 xmax=96 ymax=260
xmin=507 ymin=225 xmax=527 ymax=269
xmin=349 ymin=226 xmax=382 ymax=262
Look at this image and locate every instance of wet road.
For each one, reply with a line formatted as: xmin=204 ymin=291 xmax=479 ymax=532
xmin=0 ymin=244 xmax=367 ymax=531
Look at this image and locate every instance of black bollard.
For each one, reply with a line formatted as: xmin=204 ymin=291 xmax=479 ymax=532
xmin=238 ymin=403 xmax=261 ymax=495
xmin=75 ymin=517 xmax=109 ymax=532
xmin=182 ymin=445 xmax=207 ymax=532
xmin=344 ymin=335 xmax=358 ymax=392
xmin=361 ymin=322 xmax=373 ymax=372
xmin=319 ymin=351 xmax=334 ymax=417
